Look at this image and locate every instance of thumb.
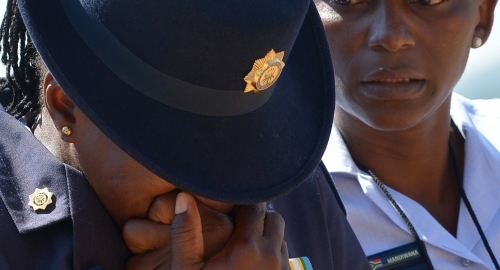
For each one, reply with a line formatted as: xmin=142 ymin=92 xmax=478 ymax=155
xmin=170 ymin=192 xmax=205 ymax=270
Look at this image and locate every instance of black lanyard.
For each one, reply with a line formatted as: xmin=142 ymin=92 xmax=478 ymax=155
xmin=448 ymin=140 xmax=500 ymax=270
xmin=357 ymin=140 xmax=499 ymax=270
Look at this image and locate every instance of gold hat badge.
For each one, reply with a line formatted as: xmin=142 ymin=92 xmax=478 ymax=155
xmin=28 ymin=187 xmax=53 ymax=211
xmin=244 ymin=49 xmax=285 ymax=94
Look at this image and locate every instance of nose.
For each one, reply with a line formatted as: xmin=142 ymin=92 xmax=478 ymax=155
xmin=368 ymin=4 xmax=415 ymax=52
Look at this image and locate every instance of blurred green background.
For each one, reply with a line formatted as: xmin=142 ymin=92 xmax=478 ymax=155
xmin=0 ymin=1 xmax=498 ymax=99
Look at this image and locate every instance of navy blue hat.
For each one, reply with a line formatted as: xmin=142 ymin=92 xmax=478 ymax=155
xmin=18 ymin=0 xmax=335 ymax=203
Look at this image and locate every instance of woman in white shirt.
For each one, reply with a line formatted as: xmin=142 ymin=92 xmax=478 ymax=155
xmin=315 ymin=0 xmax=500 ymax=269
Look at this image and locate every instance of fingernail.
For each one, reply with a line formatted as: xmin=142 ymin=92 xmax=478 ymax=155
xmin=175 ymin=193 xmax=189 ymax=214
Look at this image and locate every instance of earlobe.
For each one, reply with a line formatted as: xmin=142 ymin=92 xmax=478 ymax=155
xmin=473 ymin=0 xmax=497 ymax=47
xmin=43 ymin=73 xmax=77 ymax=142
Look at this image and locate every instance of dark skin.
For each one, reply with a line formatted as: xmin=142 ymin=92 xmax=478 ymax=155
xmin=315 ymin=0 xmax=497 ymax=236
xmin=125 ymin=193 xmax=288 ymax=269
xmin=39 ymin=73 xmax=289 ymax=269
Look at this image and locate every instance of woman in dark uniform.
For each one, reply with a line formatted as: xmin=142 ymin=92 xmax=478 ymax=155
xmin=0 ymin=0 xmax=370 ymax=269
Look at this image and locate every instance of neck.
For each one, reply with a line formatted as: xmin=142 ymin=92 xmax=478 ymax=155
xmin=335 ymin=96 xmax=463 ymax=235
xmin=33 ymin=108 xmax=81 ymax=169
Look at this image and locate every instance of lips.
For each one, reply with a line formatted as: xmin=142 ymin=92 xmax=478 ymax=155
xmin=360 ymin=69 xmax=426 ymax=100
xmin=371 ymin=78 xmax=411 ymax=83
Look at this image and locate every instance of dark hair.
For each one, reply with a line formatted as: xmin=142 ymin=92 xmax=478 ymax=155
xmin=0 ymin=0 xmax=45 ymax=124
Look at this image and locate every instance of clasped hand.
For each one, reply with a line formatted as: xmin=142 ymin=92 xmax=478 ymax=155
xmin=123 ymin=191 xmax=289 ymax=269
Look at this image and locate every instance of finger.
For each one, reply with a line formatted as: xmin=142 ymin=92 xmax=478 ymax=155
xmin=281 ymin=241 xmax=290 ymax=270
xmin=281 ymin=240 xmax=288 ymax=257
xmin=170 ymin=192 xmax=205 ymax=269
xmin=232 ymin=203 xmax=266 ymax=239
xmin=200 ymin=209 xmax=287 ymax=270
xmin=204 ymin=203 xmax=266 ymax=266
xmin=262 ymin=211 xmax=285 ymax=244
xmin=260 ymin=211 xmax=287 ymax=270
xmin=196 ymin=201 xmax=234 ymax=260
xmin=123 ymin=218 xmax=171 ymax=254
xmin=148 ymin=190 xmax=180 ymax=224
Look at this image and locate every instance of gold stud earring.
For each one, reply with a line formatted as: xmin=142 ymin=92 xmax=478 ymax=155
xmin=61 ymin=126 xmax=72 ymax=136
xmin=472 ymin=37 xmax=483 ymax=48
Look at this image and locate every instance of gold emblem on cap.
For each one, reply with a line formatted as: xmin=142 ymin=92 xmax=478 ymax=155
xmin=244 ymin=49 xmax=285 ymax=93
xmin=28 ymin=187 xmax=53 ymax=211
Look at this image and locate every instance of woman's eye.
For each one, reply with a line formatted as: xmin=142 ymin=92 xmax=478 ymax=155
xmin=329 ymin=0 xmax=365 ymax=5
xmin=414 ymin=0 xmax=448 ymax=6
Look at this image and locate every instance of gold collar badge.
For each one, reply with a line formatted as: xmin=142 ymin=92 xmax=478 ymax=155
xmin=28 ymin=187 xmax=53 ymax=211
xmin=244 ymin=49 xmax=285 ymax=93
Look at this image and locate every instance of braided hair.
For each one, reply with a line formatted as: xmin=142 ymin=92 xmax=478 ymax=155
xmin=0 ymin=0 xmax=46 ymax=123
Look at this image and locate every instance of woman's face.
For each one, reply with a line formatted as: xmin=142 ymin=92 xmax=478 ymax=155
xmin=71 ymin=113 xmax=233 ymax=228
xmin=315 ymin=0 xmax=496 ymax=130
xmin=70 ymin=110 xmax=176 ymax=228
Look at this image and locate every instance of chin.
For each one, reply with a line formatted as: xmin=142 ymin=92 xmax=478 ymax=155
xmin=338 ymin=100 xmax=428 ymax=132
xmin=363 ymin=115 xmax=423 ymax=132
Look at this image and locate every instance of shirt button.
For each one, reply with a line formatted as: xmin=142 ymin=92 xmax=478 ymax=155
xmin=461 ymin=259 xmax=474 ymax=267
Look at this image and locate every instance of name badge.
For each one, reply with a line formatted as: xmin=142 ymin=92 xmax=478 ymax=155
xmin=367 ymin=242 xmax=428 ymax=269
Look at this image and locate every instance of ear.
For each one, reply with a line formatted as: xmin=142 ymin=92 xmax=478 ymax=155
xmin=43 ymin=72 xmax=77 ymax=142
xmin=474 ymin=0 xmax=498 ymax=46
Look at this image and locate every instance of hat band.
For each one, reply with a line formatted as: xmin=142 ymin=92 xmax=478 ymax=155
xmin=60 ymin=0 xmax=275 ymax=117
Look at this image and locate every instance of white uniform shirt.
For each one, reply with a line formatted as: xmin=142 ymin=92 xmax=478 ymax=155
xmin=323 ymin=94 xmax=500 ymax=270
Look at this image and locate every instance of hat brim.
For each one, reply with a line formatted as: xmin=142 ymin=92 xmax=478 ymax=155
xmin=19 ymin=0 xmax=335 ymax=204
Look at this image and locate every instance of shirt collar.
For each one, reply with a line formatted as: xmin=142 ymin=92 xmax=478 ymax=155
xmin=451 ymin=94 xmax=500 ymax=250
xmin=0 ymin=109 xmax=130 ymax=268
xmin=322 ymin=124 xmax=359 ymax=175
xmin=0 ymin=110 xmax=71 ymax=234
